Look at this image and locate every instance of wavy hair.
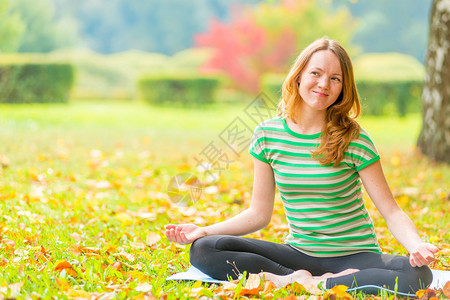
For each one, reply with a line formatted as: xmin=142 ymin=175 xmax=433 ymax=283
xmin=277 ymin=38 xmax=361 ymax=166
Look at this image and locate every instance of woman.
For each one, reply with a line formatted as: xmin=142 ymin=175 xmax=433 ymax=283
xmin=165 ymin=38 xmax=437 ymax=296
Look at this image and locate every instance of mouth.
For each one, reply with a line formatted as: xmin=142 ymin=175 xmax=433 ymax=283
xmin=313 ymin=91 xmax=329 ymax=97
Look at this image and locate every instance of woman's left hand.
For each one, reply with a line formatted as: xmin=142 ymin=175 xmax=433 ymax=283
xmin=409 ymin=243 xmax=439 ymax=267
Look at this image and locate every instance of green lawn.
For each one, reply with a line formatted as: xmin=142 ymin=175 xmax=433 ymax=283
xmin=0 ymin=101 xmax=448 ymax=299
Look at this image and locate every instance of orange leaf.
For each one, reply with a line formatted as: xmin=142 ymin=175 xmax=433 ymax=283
xmin=54 ymin=260 xmax=78 ymax=277
xmin=79 ymin=246 xmax=102 ymax=255
xmin=238 ymin=273 xmax=261 ymax=296
xmin=416 ymin=288 xmax=436 ymax=300
xmin=443 ymin=281 xmax=450 ymax=298
xmin=56 ymin=278 xmax=71 ymax=292
xmin=54 ymin=260 xmax=73 ymax=271
xmin=146 ymin=232 xmax=161 ymax=246
xmin=238 ymin=287 xmax=260 ymax=297
xmin=263 ymin=280 xmax=277 ymax=294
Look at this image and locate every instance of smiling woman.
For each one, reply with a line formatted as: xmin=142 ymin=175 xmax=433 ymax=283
xmin=165 ymin=38 xmax=438 ymax=297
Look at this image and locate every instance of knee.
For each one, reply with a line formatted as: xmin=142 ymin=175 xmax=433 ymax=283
xmin=189 ymin=236 xmax=218 ymax=267
xmin=412 ymin=265 xmax=433 ymax=289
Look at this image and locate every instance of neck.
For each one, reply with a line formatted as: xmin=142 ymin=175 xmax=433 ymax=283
xmin=290 ymin=106 xmax=326 ymax=135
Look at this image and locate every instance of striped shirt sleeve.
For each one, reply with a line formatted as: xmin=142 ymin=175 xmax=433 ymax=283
xmin=347 ymin=129 xmax=381 ymax=171
xmin=249 ymin=124 xmax=269 ymax=163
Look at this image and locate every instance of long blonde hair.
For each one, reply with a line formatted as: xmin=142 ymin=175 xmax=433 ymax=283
xmin=278 ymin=38 xmax=361 ymax=166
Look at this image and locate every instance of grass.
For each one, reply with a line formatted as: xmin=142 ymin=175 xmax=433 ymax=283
xmin=0 ymin=100 xmax=448 ymax=299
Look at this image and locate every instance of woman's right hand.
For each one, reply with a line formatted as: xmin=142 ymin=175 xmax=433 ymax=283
xmin=164 ymin=224 xmax=206 ymax=245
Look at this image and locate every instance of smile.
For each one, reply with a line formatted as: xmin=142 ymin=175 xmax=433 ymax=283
xmin=313 ymin=91 xmax=329 ymax=97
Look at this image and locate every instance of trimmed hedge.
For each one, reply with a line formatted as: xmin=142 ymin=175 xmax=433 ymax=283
xmin=138 ymin=74 xmax=221 ymax=106
xmin=0 ymin=64 xmax=74 ymax=103
xmin=356 ymin=80 xmax=422 ymax=116
xmin=261 ymin=74 xmax=422 ymax=117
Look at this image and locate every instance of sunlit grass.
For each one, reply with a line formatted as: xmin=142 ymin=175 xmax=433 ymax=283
xmin=0 ymin=101 xmax=448 ymax=298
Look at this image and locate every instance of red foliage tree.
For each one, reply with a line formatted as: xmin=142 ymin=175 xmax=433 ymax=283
xmin=195 ymin=14 xmax=296 ymax=93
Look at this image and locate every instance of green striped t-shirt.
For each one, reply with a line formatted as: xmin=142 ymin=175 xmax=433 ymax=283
xmin=249 ymin=117 xmax=382 ymax=257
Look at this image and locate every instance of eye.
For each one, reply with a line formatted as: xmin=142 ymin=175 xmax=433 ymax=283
xmin=311 ymin=71 xmax=319 ymax=76
xmin=332 ymin=77 xmax=341 ymax=82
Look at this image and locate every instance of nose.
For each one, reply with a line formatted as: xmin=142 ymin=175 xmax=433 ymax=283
xmin=317 ymin=76 xmax=330 ymax=90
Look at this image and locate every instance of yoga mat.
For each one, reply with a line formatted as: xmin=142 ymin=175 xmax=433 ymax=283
xmin=167 ymin=266 xmax=450 ymax=292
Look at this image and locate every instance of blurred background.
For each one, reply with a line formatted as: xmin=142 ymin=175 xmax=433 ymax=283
xmin=0 ymin=0 xmax=432 ymax=117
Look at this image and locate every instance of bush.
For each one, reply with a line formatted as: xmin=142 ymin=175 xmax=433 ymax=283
xmin=138 ymin=74 xmax=221 ymax=106
xmin=353 ymin=53 xmax=425 ymax=117
xmin=0 ymin=63 xmax=74 ymax=103
xmin=261 ymin=73 xmax=285 ymax=102
xmin=356 ymin=79 xmax=422 ymax=116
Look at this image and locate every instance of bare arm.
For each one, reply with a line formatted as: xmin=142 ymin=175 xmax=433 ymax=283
xmin=359 ymin=160 xmax=438 ymax=267
xmin=165 ymin=157 xmax=276 ymax=244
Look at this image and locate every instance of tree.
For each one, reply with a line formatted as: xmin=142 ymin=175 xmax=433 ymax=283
xmin=417 ymin=0 xmax=450 ymax=164
xmin=0 ymin=0 xmax=24 ymax=52
xmin=52 ymin=0 xmax=262 ymax=55
xmin=195 ymin=0 xmax=357 ymax=93
xmin=9 ymin=0 xmax=78 ymax=52
xmin=339 ymin=0 xmax=432 ymax=62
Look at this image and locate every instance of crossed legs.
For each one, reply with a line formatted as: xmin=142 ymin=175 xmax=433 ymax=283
xmin=189 ymin=235 xmax=432 ymax=295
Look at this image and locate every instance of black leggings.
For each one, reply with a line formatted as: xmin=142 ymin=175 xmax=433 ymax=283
xmin=189 ymin=235 xmax=432 ymax=296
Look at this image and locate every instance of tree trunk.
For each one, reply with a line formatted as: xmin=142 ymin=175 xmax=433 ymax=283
xmin=417 ymin=0 xmax=450 ymax=164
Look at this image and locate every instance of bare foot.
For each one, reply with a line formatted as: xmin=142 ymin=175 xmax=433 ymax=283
xmin=259 ymin=268 xmax=360 ymax=289
xmin=259 ymin=270 xmax=315 ymax=288
xmin=319 ymin=268 xmax=360 ymax=280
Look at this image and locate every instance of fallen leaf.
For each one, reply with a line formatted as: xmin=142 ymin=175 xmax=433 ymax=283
xmin=291 ymin=282 xmax=307 ymax=294
xmin=130 ymin=242 xmax=146 ymax=250
xmin=136 ymin=282 xmax=152 ymax=293
xmin=263 ymin=280 xmax=277 ymax=294
xmin=54 ymin=260 xmax=73 ymax=271
xmin=0 ymin=282 xmax=23 ymax=297
xmin=56 ymin=278 xmax=71 ymax=292
xmin=79 ymin=246 xmax=102 ymax=255
xmin=113 ymin=251 xmax=135 ymax=263
xmin=324 ymin=285 xmax=352 ymax=299
xmin=416 ymin=288 xmax=436 ymax=300
xmin=70 ymin=232 xmax=83 ymax=242
xmin=115 ymin=212 xmax=133 ymax=224
xmin=238 ymin=273 xmax=261 ymax=296
xmin=111 ymin=262 xmax=122 ymax=270
xmin=54 ymin=260 xmax=78 ymax=277
xmin=146 ymin=232 xmax=161 ymax=246
xmin=442 ymin=281 xmax=450 ymax=298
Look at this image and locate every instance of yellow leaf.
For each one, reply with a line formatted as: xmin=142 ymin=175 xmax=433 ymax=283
xmin=325 ymin=284 xmax=352 ymax=299
xmin=56 ymin=278 xmax=71 ymax=292
xmin=192 ymin=281 xmax=203 ymax=288
xmin=66 ymin=288 xmax=92 ymax=298
xmin=188 ymin=287 xmax=206 ymax=298
xmin=291 ymin=282 xmax=306 ymax=293
xmin=115 ymin=212 xmax=133 ymax=225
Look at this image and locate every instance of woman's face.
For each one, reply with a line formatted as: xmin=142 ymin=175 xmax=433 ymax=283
xmin=298 ymin=50 xmax=343 ymax=113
